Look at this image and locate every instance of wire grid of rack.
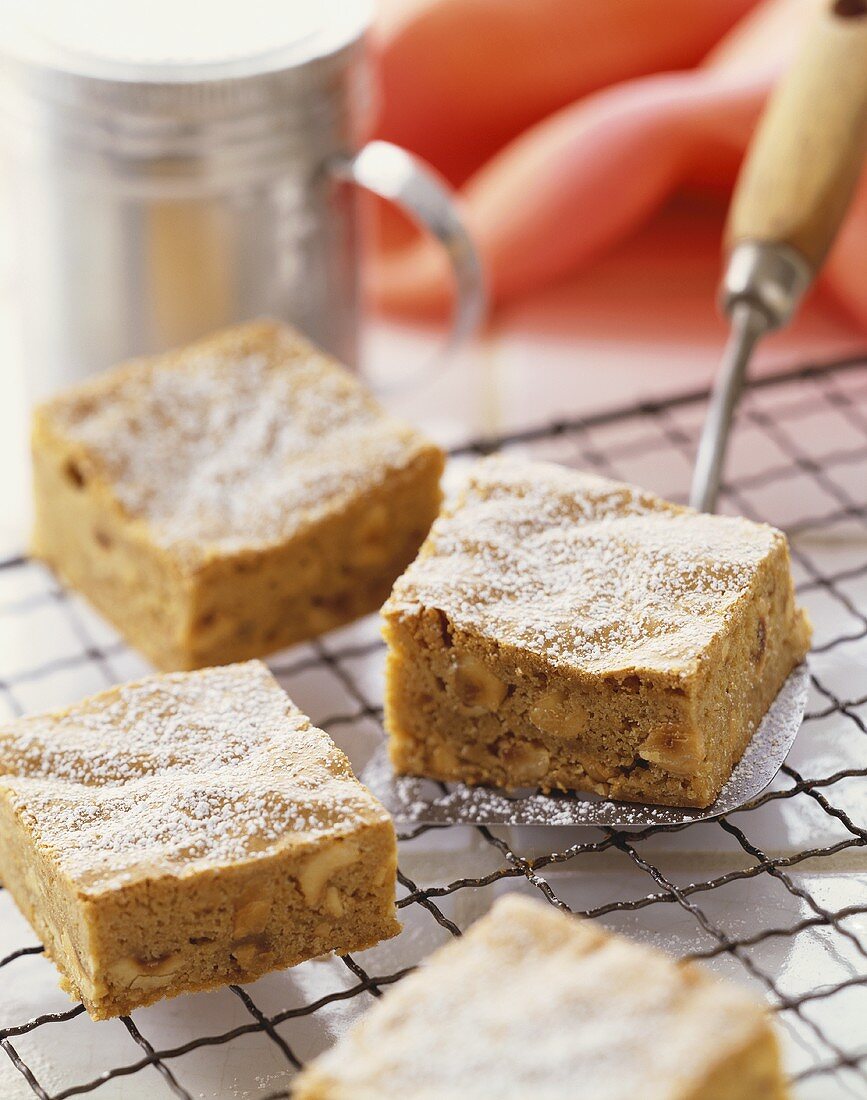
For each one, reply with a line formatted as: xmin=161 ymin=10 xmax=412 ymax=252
xmin=0 ymin=353 xmax=866 ymax=1098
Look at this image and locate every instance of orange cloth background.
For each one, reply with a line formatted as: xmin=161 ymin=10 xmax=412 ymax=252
xmin=368 ymin=0 xmax=867 ymax=333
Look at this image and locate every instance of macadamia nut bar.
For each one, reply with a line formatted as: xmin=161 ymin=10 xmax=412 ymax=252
xmin=383 ymin=457 xmax=810 ymax=808
xmin=32 ymin=321 xmax=444 ymax=670
xmin=294 ymin=894 xmax=788 ymax=1099
xmin=0 ymin=661 xmax=400 ymax=1020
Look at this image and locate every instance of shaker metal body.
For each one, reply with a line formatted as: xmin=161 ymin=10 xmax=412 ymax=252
xmin=0 ymin=6 xmax=483 ymax=398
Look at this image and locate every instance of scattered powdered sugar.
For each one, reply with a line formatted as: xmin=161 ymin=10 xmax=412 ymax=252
xmin=44 ymin=324 xmax=431 ymax=564
xmin=387 ymin=456 xmax=782 ymax=674
xmin=0 ymin=662 xmax=387 ymax=892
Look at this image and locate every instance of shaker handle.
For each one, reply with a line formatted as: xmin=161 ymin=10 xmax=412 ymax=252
xmin=332 ymin=140 xmax=486 ymax=365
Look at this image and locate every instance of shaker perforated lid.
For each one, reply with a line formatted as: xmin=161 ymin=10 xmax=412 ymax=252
xmin=0 ymin=0 xmax=372 ymax=124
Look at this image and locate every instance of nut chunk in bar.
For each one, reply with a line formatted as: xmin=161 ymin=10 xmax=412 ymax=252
xmin=0 ymin=661 xmax=400 ymax=1020
xmin=383 ymin=456 xmax=810 ymax=808
xmin=294 ymin=894 xmax=789 ymax=1099
xmin=31 ymin=320 xmax=444 ymax=670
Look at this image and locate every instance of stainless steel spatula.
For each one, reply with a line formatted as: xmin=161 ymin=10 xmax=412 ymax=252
xmin=366 ymin=1 xmax=867 ymax=827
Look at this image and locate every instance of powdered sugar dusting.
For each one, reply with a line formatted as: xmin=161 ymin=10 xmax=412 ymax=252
xmin=0 ymin=661 xmax=388 ymax=892
xmin=297 ymin=894 xmax=771 ymax=1099
xmin=42 ymin=323 xmax=433 ymax=565
xmin=386 ymin=456 xmax=782 ymax=674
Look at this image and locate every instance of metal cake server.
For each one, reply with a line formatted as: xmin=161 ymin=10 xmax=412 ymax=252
xmin=366 ymin=2 xmax=867 ymax=828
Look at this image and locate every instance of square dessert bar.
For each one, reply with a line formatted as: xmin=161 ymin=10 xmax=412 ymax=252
xmin=0 ymin=661 xmax=400 ymax=1019
xmin=32 ymin=321 xmax=444 ymax=670
xmin=294 ymin=893 xmax=788 ymax=1099
xmin=383 ymin=456 xmax=811 ymax=808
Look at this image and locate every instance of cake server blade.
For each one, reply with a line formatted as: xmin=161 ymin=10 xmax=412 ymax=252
xmin=362 ymin=664 xmax=809 ymax=828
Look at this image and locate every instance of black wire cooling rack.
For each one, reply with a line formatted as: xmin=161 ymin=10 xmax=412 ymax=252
xmin=1 ymin=354 xmax=866 ymax=1098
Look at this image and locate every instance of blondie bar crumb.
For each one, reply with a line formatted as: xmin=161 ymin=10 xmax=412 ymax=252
xmin=383 ymin=456 xmax=810 ymax=808
xmin=31 ymin=321 xmax=444 ymax=670
xmin=0 ymin=661 xmax=400 ymax=1019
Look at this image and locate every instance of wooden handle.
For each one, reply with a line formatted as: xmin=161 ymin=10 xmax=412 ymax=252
xmin=726 ymin=0 xmax=867 ymax=272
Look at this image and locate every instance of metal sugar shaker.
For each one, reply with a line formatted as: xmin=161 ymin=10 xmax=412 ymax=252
xmin=0 ymin=0 xmax=484 ymax=399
